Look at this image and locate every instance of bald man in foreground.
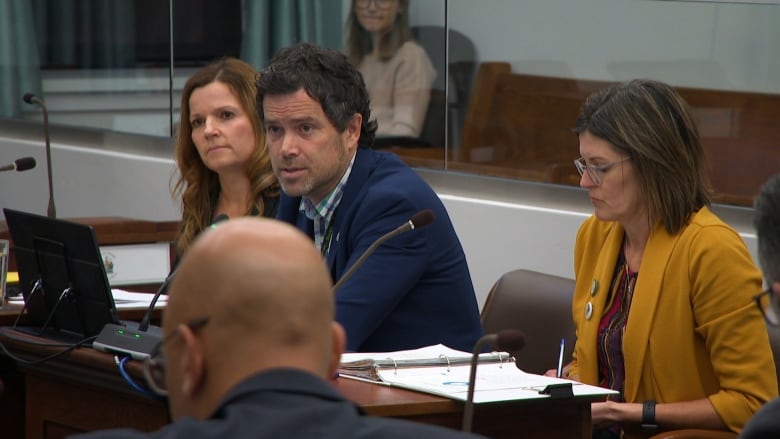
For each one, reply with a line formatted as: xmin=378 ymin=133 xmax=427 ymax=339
xmin=71 ymin=218 xmax=484 ymax=438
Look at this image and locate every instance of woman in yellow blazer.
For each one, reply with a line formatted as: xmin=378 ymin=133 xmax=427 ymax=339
xmin=565 ymin=79 xmax=777 ymax=438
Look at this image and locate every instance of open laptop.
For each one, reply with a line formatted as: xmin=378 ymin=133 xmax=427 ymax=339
xmin=3 ymin=208 xmax=122 ymax=339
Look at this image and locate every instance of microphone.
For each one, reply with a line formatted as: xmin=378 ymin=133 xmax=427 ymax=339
xmin=23 ymin=93 xmax=56 ymax=218
xmin=462 ymin=330 xmax=526 ymax=433
xmin=93 ymin=213 xmax=232 ymax=359
xmin=92 ymin=264 xmax=174 ymax=358
xmin=137 ymin=213 xmax=229 ymax=332
xmin=137 ymin=273 xmax=174 ymax=333
xmin=331 ymin=209 xmax=434 ymax=292
xmin=0 ymin=157 xmax=36 ymax=172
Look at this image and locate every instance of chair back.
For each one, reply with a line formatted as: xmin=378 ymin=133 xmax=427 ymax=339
xmin=480 ymin=269 xmax=575 ymax=374
xmin=411 ymin=25 xmax=477 ymax=147
xmin=767 ymin=324 xmax=780 ymax=391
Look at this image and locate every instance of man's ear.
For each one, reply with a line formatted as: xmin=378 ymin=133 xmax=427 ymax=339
xmin=345 ymin=113 xmax=362 ymax=150
xmin=327 ymin=321 xmax=347 ymax=380
xmin=178 ymin=325 xmax=207 ymax=397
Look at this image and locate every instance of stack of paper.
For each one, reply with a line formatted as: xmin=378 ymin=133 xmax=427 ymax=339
xmin=111 ymin=289 xmax=167 ymax=309
xmin=5 ymin=288 xmax=166 ymax=310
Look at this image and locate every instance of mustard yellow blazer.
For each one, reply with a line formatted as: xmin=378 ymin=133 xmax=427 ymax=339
xmin=568 ymin=207 xmax=777 ymax=435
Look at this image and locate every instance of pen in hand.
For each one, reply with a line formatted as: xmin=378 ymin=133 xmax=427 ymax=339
xmin=556 ymin=337 xmax=565 ymax=378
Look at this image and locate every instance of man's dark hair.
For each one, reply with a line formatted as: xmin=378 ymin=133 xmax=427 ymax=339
xmin=755 ymin=173 xmax=780 ymax=285
xmin=257 ymin=42 xmax=377 ymax=146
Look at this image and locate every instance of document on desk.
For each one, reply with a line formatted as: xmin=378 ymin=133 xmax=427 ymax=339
xmin=6 ymin=288 xmax=167 ymax=309
xmin=111 ymin=289 xmax=167 ymax=309
xmin=339 ymin=344 xmax=615 ymax=403
xmin=346 ymin=360 xmax=617 ymax=403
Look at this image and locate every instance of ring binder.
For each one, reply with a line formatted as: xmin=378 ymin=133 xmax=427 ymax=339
xmin=339 ymin=344 xmax=518 ymax=381
xmin=439 ymin=353 xmax=451 ymax=372
xmin=389 ymin=357 xmax=398 ymax=375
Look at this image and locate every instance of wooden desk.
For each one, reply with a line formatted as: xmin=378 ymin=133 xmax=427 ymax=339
xmin=0 ymin=327 xmax=596 ymax=439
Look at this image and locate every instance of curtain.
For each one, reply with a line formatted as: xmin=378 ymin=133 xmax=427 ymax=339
xmin=31 ymin=0 xmax=135 ymax=69
xmin=0 ymin=0 xmax=42 ymax=118
xmin=241 ymin=0 xmax=343 ymax=70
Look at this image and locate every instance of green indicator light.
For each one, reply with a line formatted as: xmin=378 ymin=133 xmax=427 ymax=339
xmin=117 ymin=330 xmax=125 ymax=335
xmin=134 ymin=334 xmax=141 ymax=339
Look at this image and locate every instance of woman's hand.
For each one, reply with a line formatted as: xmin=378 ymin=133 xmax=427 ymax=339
xmin=591 ymin=401 xmax=641 ymax=429
xmin=543 ymin=363 xmax=575 ymax=379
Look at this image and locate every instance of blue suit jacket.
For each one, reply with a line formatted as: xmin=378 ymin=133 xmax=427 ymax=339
xmin=277 ymin=148 xmax=483 ymax=352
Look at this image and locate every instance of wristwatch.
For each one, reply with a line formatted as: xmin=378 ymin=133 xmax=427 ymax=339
xmin=641 ymin=400 xmax=658 ymax=430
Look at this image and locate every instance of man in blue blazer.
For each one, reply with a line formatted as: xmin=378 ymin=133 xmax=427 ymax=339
xmin=257 ymin=43 xmax=483 ymax=353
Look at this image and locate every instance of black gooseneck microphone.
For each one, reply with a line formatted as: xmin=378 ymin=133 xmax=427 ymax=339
xmin=0 ymin=157 xmax=36 ymax=172
xmin=92 ymin=214 xmax=231 ymax=359
xmin=331 ymin=209 xmax=435 ymax=292
xmin=461 ymin=330 xmax=526 ymax=433
xmin=22 ymin=93 xmax=56 ymax=218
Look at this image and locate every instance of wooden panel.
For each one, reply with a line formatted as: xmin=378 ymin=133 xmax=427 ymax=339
xmin=450 ymin=62 xmax=780 ymax=206
xmin=26 ymin=375 xmax=169 ymax=439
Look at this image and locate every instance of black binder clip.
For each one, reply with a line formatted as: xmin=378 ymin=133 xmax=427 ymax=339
xmin=539 ymin=382 xmax=573 ymax=399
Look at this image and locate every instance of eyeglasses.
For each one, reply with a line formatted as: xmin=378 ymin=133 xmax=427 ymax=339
xmin=143 ymin=317 xmax=209 ymax=396
xmin=754 ymin=289 xmax=780 ymax=327
xmin=355 ymin=0 xmax=394 ymax=9
xmin=573 ymin=156 xmax=630 ymax=186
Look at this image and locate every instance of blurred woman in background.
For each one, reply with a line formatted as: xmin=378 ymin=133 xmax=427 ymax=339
xmin=346 ymin=0 xmax=435 ymax=138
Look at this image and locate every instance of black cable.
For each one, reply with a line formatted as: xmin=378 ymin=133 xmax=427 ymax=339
xmin=0 ymin=334 xmax=96 ymax=365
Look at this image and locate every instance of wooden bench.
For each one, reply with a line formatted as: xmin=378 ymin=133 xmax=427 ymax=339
xmin=455 ymin=62 xmax=780 ymax=206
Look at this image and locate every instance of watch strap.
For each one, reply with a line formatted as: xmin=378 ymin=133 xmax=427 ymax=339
xmin=641 ymin=400 xmax=658 ymax=430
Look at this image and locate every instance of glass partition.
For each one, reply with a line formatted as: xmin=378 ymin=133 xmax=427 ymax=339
xmin=441 ymin=0 xmax=780 ymax=207
xmin=1 ymin=0 xmax=777 ymax=206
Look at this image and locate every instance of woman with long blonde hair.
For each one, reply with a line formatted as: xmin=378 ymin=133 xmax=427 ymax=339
xmin=172 ymin=57 xmax=279 ymax=258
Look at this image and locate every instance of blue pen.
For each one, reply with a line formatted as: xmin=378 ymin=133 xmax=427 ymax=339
xmin=556 ymin=338 xmax=565 ymax=378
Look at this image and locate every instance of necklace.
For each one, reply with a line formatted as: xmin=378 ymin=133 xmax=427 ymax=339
xmin=623 ymin=239 xmax=637 ymax=296
xmin=623 ymin=263 xmax=636 ymax=297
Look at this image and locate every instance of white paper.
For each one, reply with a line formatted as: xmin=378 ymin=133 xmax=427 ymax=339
xmin=111 ymin=288 xmax=167 ymax=309
xmin=374 ymin=362 xmax=617 ymax=403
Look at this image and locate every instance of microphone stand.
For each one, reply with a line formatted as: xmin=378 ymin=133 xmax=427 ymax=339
xmin=332 ymin=209 xmax=434 ymax=292
xmin=462 ymin=330 xmax=526 ymax=433
xmin=332 ymin=221 xmax=412 ymax=292
xmin=92 ymin=276 xmax=170 ymax=360
xmin=41 ymin=98 xmax=55 ymax=218
xmin=23 ymin=93 xmax=56 ymax=218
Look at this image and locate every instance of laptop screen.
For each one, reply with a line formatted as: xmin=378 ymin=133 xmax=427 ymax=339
xmin=3 ymin=208 xmax=120 ymax=337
